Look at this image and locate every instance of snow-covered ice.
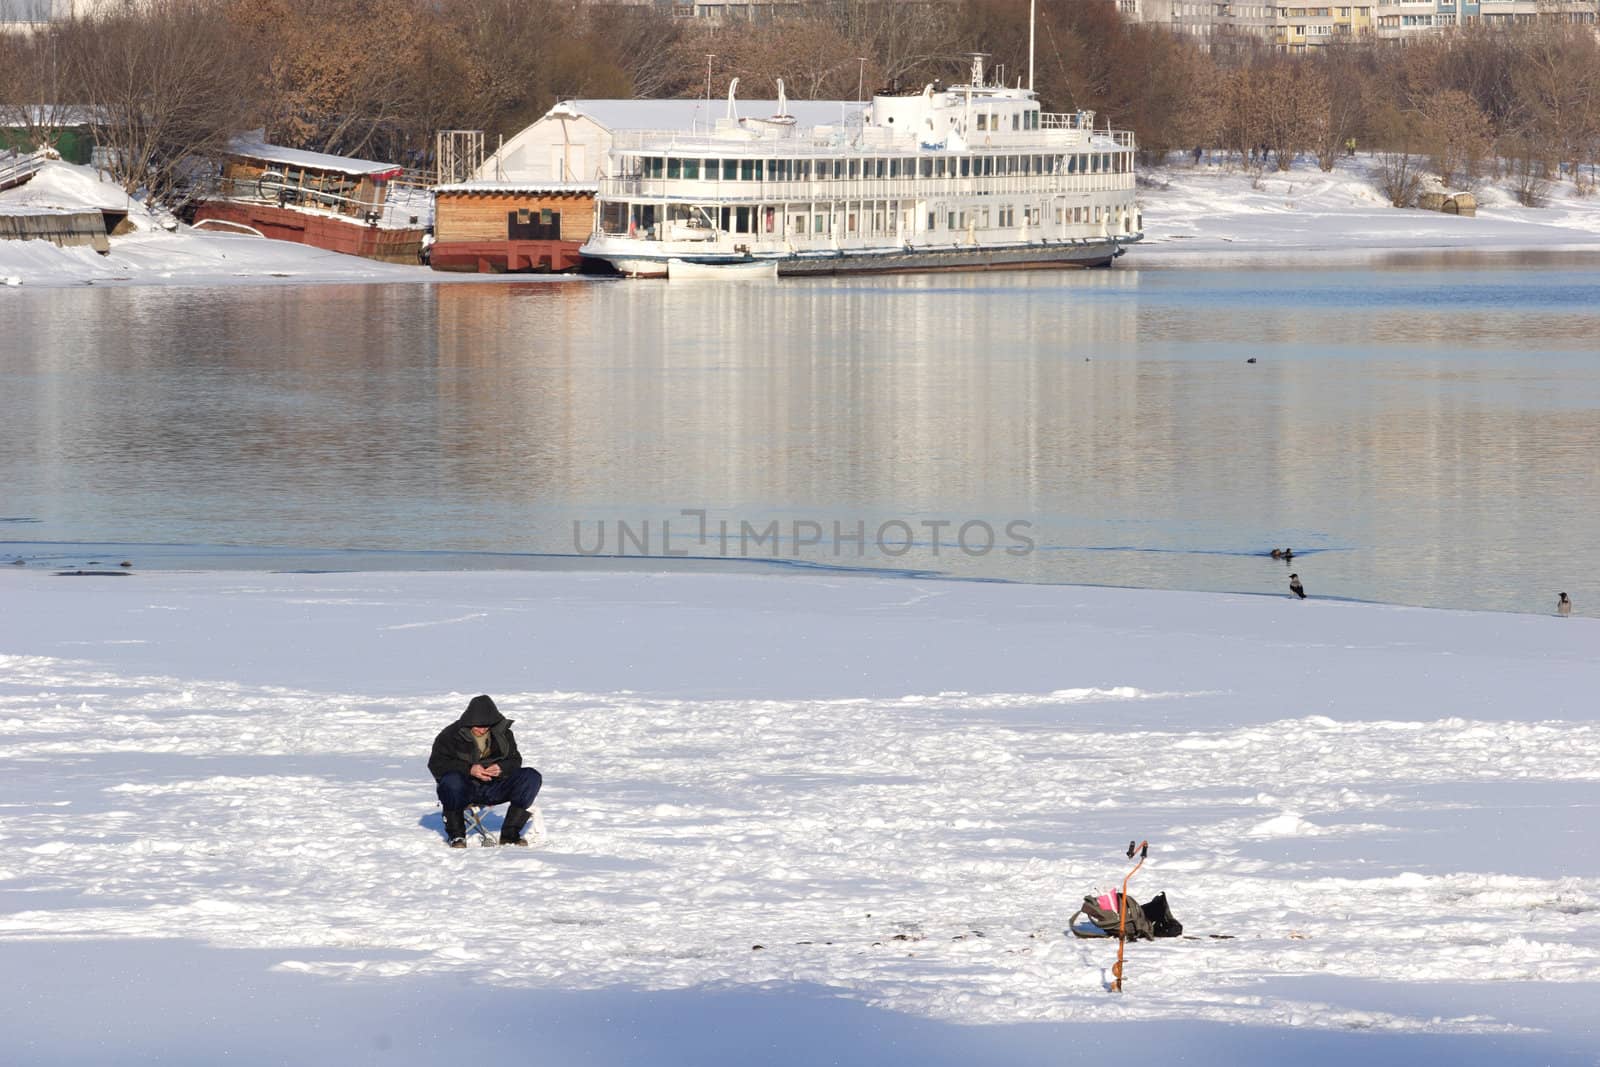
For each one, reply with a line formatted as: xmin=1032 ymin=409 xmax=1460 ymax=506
xmin=1137 ymin=156 xmax=1600 ymax=259
xmin=2 ymin=568 xmax=1596 ymax=1063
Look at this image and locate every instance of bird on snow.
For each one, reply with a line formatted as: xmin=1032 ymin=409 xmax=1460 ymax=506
xmin=1557 ymin=592 xmax=1572 ymax=617
xmin=1289 ymin=573 xmax=1306 ymax=599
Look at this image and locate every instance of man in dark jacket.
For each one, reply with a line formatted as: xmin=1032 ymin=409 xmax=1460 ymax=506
xmin=428 ymin=694 xmax=542 ymax=848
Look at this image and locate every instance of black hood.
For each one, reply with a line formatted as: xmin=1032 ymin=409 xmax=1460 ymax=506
xmin=459 ymin=694 xmax=504 ymax=727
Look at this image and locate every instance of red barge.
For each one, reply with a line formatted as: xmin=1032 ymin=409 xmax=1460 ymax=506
xmin=192 ymin=139 xmax=426 ymax=265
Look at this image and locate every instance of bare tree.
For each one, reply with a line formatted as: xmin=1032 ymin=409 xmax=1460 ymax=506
xmin=0 ymin=28 xmax=80 ymax=159
xmin=1421 ymin=89 xmax=1493 ymax=188
xmin=61 ymin=0 xmax=257 ymax=203
xmin=1368 ymin=101 xmax=1427 ymax=207
xmin=1311 ymin=43 xmax=1365 ymax=171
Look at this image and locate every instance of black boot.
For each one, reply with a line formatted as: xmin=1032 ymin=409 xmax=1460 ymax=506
xmin=443 ymin=809 xmax=467 ymax=848
xmin=499 ymin=806 xmax=531 ymax=846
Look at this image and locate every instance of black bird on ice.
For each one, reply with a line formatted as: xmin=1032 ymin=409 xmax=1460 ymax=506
xmin=1289 ymin=573 xmax=1306 ymax=599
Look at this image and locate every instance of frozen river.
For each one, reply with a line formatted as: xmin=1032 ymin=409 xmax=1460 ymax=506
xmin=2 ymin=249 xmax=1597 ymax=614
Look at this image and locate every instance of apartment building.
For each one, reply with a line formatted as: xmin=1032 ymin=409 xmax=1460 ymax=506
xmin=584 ymin=0 xmax=803 ymax=19
xmin=1371 ymin=0 xmax=1596 ymax=40
xmin=1118 ymin=0 xmax=1315 ymax=49
xmin=1121 ymin=0 xmax=1597 ymax=48
xmin=1274 ymin=5 xmax=1376 ymax=52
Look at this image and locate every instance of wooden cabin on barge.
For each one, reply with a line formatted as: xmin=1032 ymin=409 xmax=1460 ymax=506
xmin=429 ymin=182 xmax=595 ymax=273
xmin=191 ymin=139 xmax=426 ymax=264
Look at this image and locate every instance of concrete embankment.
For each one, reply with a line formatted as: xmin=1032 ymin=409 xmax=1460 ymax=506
xmin=0 ymin=210 xmax=110 ymax=253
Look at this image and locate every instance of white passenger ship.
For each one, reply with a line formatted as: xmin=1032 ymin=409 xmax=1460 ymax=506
xmin=580 ymin=56 xmax=1142 ymax=278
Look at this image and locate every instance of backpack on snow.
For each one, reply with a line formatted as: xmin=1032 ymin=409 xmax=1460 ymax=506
xmin=1071 ymin=890 xmax=1182 ymax=940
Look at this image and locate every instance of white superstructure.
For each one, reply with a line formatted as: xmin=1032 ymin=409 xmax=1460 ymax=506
xmin=580 ymin=56 xmax=1142 ymax=277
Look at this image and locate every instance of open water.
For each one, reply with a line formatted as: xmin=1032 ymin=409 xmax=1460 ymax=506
xmin=2 ymin=250 xmax=1597 ymax=615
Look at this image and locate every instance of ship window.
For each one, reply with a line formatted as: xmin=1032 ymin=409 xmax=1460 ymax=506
xmin=683 ymin=159 xmax=699 ymax=179
xmin=1068 ymin=155 xmax=1078 ymax=175
xmin=960 ymin=157 xmax=970 ymax=178
xmin=947 ymin=211 xmax=956 ymax=229
xmin=667 ymin=158 xmax=681 ymax=179
xmin=792 ymin=214 xmax=805 ymax=233
xmin=815 ymin=214 xmax=825 ymax=232
xmin=517 ymin=209 xmax=530 ymax=224
xmin=741 ymin=159 xmax=755 ymax=180
xmin=799 ymin=160 xmax=811 ymax=180
xmin=877 ymin=159 xmax=887 ymax=178
xmin=983 ymin=156 xmax=994 ymax=176
xmin=976 ymin=114 xmax=987 ymax=131
xmin=724 ymin=159 xmax=738 ymax=180
xmin=928 ymin=211 xmax=936 ymax=230
xmin=1012 ymin=114 xmax=1020 ymax=131
xmin=704 ymin=158 xmax=719 ymax=178
xmin=756 ymin=160 xmax=767 ymax=181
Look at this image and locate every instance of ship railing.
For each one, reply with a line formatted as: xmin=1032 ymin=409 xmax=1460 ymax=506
xmin=1039 ymin=112 xmax=1093 ymax=130
xmin=190 ymin=175 xmax=422 ymax=226
xmin=608 ymin=126 xmax=859 ymax=152
xmin=608 ymin=127 xmax=1130 ymax=157
xmin=596 ymin=172 xmax=1134 ymax=201
xmin=0 ymin=147 xmax=48 ymax=192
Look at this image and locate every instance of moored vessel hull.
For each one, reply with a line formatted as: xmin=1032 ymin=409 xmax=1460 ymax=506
xmin=585 ymin=235 xmax=1137 ymax=278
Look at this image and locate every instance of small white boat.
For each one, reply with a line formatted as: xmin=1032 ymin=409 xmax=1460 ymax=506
xmin=666 ymin=257 xmax=778 ymax=281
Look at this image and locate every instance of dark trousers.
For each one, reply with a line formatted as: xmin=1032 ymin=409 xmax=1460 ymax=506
xmin=436 ymin=767 xmax=542 ymax=811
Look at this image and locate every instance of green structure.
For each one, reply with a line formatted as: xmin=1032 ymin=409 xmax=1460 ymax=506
xmin=0 ymin=108 xmax=99 ymax=165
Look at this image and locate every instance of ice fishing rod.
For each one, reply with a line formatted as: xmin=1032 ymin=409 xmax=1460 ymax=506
xmin=1111 ymin=839 xmax=1148 ymax=993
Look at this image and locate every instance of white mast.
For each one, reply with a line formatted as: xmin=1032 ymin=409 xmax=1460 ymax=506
xmin=1028 ymin=0 xmax=1037 ymax=92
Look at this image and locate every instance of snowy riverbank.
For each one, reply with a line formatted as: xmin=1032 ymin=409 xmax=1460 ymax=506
xmin=0 ymin=161 xmax=494 ymax=289
xmin=2 ymin=568 xmax=1596 ymax=1063
xmin=4 ymin=156 xmax=1600 ymax=288
xmin=1137 ymin=155 xmax=1600 ymax=259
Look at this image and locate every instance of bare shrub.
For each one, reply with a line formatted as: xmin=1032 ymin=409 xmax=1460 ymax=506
xmin=59 ymin=0 xmax=257 ymax=204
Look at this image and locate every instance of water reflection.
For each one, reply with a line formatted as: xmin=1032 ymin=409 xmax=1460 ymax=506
xmin=1 ymin=256 xmax=1596 ymax=615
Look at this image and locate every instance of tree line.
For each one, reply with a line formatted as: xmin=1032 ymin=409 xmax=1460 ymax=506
xmin=2 ymin=0 xmax=1596 ymax=207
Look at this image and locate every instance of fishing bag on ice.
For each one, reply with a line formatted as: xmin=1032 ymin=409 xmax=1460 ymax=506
xmin=1070 ymin=891 xmax=1182 ymax=940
